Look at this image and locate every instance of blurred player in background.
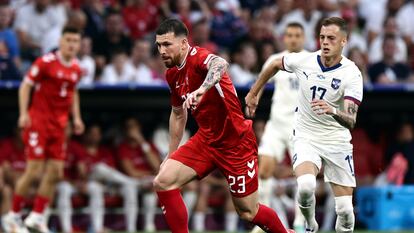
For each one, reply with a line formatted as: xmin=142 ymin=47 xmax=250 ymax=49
xmin=153 ymin=18 xmax=293 ymax=233
xmin=246 ymin=17 xmax=363 ymax=233
xmin=251 ymin=22 xmax=308 ymax=233
xmin=117 ymin=117 xmax=161 ymax=232
xmin=3 ymin=26 xmax=84 ymax=233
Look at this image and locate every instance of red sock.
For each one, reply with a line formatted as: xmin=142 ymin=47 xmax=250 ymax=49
xmin=156 ymin=189 xmax=188 ymax=233
xmin=32 ymin=195 xmax=49 ymax=214
xmin=11 ymin=194 xmax=25 ymax=213
xmin=252 ymin=204 xmax=288 ymax=233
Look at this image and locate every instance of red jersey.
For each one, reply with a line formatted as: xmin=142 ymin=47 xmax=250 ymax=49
xmin=64 ymin=140 xmax=84 ymax=180
xmin=0 ymin=138 xmax=26 ymax=171
xmin=25 ymin=52 xmax=82 ymax=131
xmin=117 ymin=141 xmax=158 ymax=173
xmin=166 ymin=46 xmax=251 ymax=149
xmin=78 ymin=145 xmax=116 ymax=172
xmin=122 ymin=4 xmax=159 ymax=39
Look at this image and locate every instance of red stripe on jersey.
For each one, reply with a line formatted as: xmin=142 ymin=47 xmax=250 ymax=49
xmin=344 ymin=96 xmax=361 ymax=105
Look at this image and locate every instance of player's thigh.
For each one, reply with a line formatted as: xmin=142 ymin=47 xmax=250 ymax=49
xmin=258 ymin=155 xmax=277 ymax=179
xmin=155 ymin=136 xmax=215 ymax=190
xmin=215 ymin=129 xmax=258 ymax=198
xmin=22 ymin=126 xmax=47 ymax=161
xmin=44 ymin=159 xmax=65 ymax=181
xmin=46 ymin=131 xmax=66 ymax=161
xmin=23 ymin=160 xmax=45 ymax=178
xmin=320 ymin=143 xmax=356 ymax=191
xmin=292 ymin=138 xmax=320 ymax=177
xmin=231 ymin=190 xmax=259 ymax=221
xmin=258 ymin=122 xmax=288 ymax=162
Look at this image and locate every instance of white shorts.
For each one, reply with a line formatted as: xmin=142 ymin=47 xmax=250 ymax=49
xmin=292 ymin=137 xmax=356 ymax=187
xmin=258 ymin=121 xmax=293 ymax=162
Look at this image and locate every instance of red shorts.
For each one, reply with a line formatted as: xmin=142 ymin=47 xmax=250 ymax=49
xmin=22 ymin=126 xmax=66 ymax=161
xmin=170 ymin=128 xmax=258 ymax=198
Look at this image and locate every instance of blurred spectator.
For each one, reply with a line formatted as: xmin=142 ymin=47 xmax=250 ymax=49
xmin=122 ymin=0 xmax=159 ymax=40
xmin=348 ymin=47 xmax=370 ymax=85
xmin=0 ymin=3 xmax=21 ymax=70
xmin=342 ymin=5 xmax=367 ymax=56
xmin=82 ymin=0 xmax=106 ymax=39
xmin=42 ymin=9 xmax=87 ymax=54
xmin=229 ymin=42 xmax=257 ymax=86
xmin=117 ymin=117 xmax=160 ymax=232
xmin=239 ymin=0 xmax=273 ymax=15
xmin=396 ymin=0 xmax=414 ymax=47
xmin=13 ymin=0 xmax=61 ymax=62
xmin=368 ymin=15 xmax=407 ymax=64
xmin=276 ymin=0 xmax=321 ymax=51
xmin=100 ymin=49 xmax=134 ymax=84
xmin=191 ymin=18 xmax=218 ymax=53
xmin=208 ymin=0 xmax=248 ymax=49
xmin=78 ymin=36 xmax=96 ymax=85
xmin=50 ymin=0 xmax=70 ymax=29
xmin=366 ymin=0 xmax=405 ymax=44
xmin=272 ymin=0 xmax=293 ymax=25
xmin=92 ymin=9 xmax=132 ymax=73
xmin=148 ymin=50 xmax=168 ymax=84
xmin=239 ymin=13 xmax=276 ymax=49
xmin=380 ymin=122 xmax=414 ymax=184
xmin=128 ymin=39 xmax=161 ymax=85
xmin=257 ymin=40 xmax=277 ymax=68
xmin=79 ymin=124 xmax=139 ymax=233
xmin=168 ymin=0 xmax=210 ymax=36
xmin=0 ymin=41 xmax=21 ymax=80
xmin=368 ymin=34 xmax=412 ymax=84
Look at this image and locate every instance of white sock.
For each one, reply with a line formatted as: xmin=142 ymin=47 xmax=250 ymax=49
xmin=335 ymin=196 xmax=354 ymax=233
xmin=258 ymin=178 xmax=274 ymax=206
xmin=297 ymin=174 xmax=318 ymax=230
xmin=271 ymin=196 xmax=288 ymax=227
xmin=192 ymin=212 xmax=205 ymax=232
xmin=57 ymin=182 xmax=74 ymax=233
xmin=143 ymin=193 xmax=157 ymax=231
xmin=183 ymin=191 xmax=197 ymax=217
xmin=225 ymin=211 xmax=238 ymax=232
xmin=293 ymin=189 xmax=305 ymax=228
xmin=87 ymin=181 xmax=104 ymax=232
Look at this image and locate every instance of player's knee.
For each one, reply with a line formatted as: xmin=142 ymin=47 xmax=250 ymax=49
xmin=335 ymin=196 xmax=354 ymax=217
xmin=153 ymin=173 xmax=175 ymax=191
xmin=237 ymin=209 xmax=256 ymax=222
xmin=297 ymin=174 xmax=316 ymax=200
xmin=335 ymin=196 xmax=354 ymax=232
xmin=2 ymin=184 xmax=12 ymax=198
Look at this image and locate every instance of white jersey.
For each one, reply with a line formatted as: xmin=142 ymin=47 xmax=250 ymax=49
xmin=283 ymin=51 xmax=363 ymax=144
xmin=263 ymin=50 xmax=308 ymax=127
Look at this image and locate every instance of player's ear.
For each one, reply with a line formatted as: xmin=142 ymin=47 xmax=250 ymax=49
xmin=341 ymin=33 xmax=347 ymax=47
xmin=181 ymin=37 xmax=188 ymax=50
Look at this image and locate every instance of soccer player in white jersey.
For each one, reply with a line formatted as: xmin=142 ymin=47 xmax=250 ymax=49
xmin=246 ymin=17 xmax=363 ymax=233
xmin=251 ymin=22 xmax=307 ymax=233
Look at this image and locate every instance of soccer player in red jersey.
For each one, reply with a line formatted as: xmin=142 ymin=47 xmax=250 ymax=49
xmin=153 ymin=18 xmax=294 ymax=233
xmin=3 ymin=26 xmax=84 ymax=233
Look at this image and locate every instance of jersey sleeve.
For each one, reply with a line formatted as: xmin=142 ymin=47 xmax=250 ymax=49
xmin=194 ymin=47 xmax=217 ymax=73
xmin=344 ymin=69 xmax=363 ymax=105
xmin=24 ymin=57 xmax=45 ymax=85
xmin=282 ymin=52 xmax=303 ymax=73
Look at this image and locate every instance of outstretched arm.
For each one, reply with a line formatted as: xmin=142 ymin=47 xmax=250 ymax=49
xmin=311 ymin=99 xmax=359 ymax=130
xmin=245 ymin=57 xmax=283 ymax=118
xmin=183 ymin=56 xmax=229 ymax=109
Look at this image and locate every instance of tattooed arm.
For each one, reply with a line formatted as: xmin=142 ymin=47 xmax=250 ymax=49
xmin=332 ymin=100 xmax=359 ymax=130
xmin=183 ymin=56 xmax=229 ymax=109
xmin=311 ymin=99 xmax=359 ymax=130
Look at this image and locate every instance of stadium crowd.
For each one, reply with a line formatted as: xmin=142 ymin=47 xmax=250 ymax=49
xmin=1 ymin=0 xmax=414 ymax=232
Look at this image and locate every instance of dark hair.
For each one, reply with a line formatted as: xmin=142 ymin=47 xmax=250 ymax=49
xmin=286 ymin=22 xmax=304 ymax=31
xmin=320 ymin=17 xmax=348 ymax=35
xmin=61 ymin=25 xmax=81 ymax=35
xmin=155 ymin=18 xmax=188 ymax=37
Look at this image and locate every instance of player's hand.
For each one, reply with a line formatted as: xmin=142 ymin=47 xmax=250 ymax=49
xmin=73 ymin=118 xmax=85 ymax=135
xmin=183 ymin=86 xmax=207 ymax=110
xmin=311 ymin=99 xmax=335 ymax=115
xmin=245 ymin=92 xmax=259 ymax=118
xmin=18 ymin=113 xmax=31 ymax=129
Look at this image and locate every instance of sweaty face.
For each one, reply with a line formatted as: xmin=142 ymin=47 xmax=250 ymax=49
xmin=284 ymin=27 xmax=305 ymax=52
xmin=60 ymin=33 xmax=81 ymax=59
xmin=156 ymin=32 xmax=185 ymax=68
xmin=319 ymin=25 xmax=346 ymax=58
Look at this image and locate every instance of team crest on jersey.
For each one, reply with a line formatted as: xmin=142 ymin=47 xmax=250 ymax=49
xmin=71 ymin=72 xmax=77 ymax=81
xmin=331 ymin=78 xmax=341 ymax=90
xmin=317 ymin=74 xmax=325 ymax=80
